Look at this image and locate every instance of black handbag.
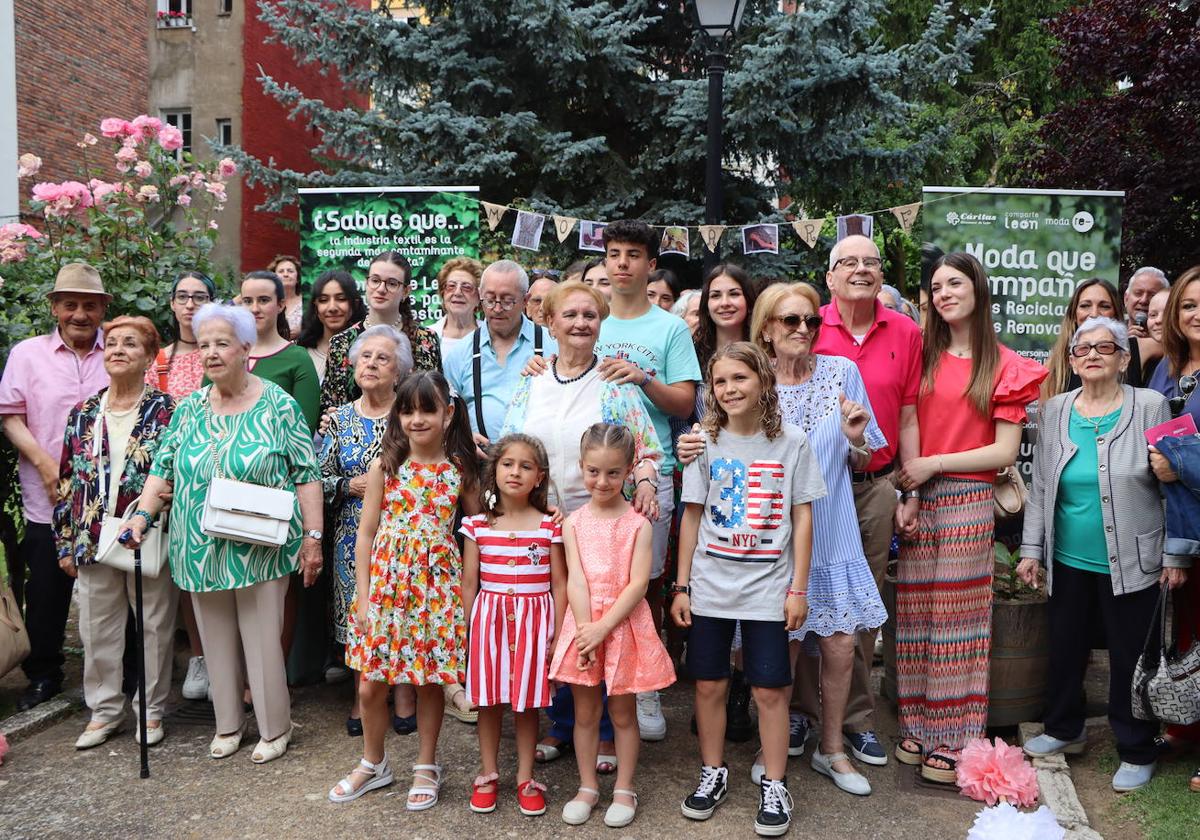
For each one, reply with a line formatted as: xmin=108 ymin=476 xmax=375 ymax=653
xmin=1132 ymin=586 xmax=1200 ymax=725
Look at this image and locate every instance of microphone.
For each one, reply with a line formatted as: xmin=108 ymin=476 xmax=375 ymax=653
xmin=1134 ymin=311 xmax=1148 ymax=328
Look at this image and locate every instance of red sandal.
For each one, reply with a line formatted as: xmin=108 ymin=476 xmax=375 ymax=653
xmin=517 ymin=779 xmax=547 ymax=816
xmin=470 ymin=772 xmax=499 ymax=813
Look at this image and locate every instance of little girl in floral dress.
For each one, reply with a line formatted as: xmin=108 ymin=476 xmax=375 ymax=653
xmin=328 ymin=371 xmax=479 ymax=810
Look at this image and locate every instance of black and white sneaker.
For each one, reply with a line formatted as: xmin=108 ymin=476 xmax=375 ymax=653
xmin=754 ymin=777 xmax=793 ymax=837
xmin=788 ymin=714 xmax=811 ymax=757
xmin=682 ymin=764 xmax=729 ymax=820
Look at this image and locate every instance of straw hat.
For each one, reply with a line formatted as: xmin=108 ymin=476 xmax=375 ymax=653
xmin=46 ymin=262 xmax=111 ymax=300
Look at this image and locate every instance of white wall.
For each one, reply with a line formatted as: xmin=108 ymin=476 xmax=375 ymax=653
xmin=0 ymin=0 xmax=18 ymax=225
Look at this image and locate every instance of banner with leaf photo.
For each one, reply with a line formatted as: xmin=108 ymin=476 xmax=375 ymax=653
xmin=298 ymin=186 xmax=480 ymax=325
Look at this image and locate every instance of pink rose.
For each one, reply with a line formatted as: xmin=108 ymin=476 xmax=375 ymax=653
xmin=115 ymin=145 xmax=138 ymax=165
xmin=177 ymin=193 xmax=192 ymax=206
xmin=30 ymin=181 xmax=93 ymax=218
xmin=100 ymin=118 xmax=133 ymax=139
xmin=133 ymin=161 xmax=152 ymax=178
xmin=131 ymin=115 xmax=163 ymax=140
xmin=168 ymin=174 xmax=190 ymax=188
xmin=17 ymin=153 xmax=41 ymax=178
xmin=0 ymin=223 xmax=44 ymax=264
xmin=136 ymin=185 xmax=160 ymax=203
xmin=204 ymin=181 xmax=227 ymax=201
xmin=158 ymin=125 xmax=184 ymax=152
xmin=82 ymin=133 xmax=98 ymax=146
xmin=217 ymin=158 xmax=237 ymax=178
xmin=208 ymin=220 xmax=219 ymax=230
xmin=88 ymin=179 xmax=121 ymax=203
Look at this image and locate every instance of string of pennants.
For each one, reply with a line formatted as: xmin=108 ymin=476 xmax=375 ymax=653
xmin=470 ymin=193 xmax=955 ymax=258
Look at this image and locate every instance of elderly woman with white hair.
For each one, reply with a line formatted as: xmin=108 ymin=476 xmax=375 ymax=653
xmin=1017 ymin=315 xmax=1187 ymax=793
xmin=121 ymin=303 xmax=323 ymax=765
xmin=320 ymin=325 xmax=414 ymax=736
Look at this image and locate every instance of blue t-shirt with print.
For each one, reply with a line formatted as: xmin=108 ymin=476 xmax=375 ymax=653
xmin=596 ymin=304 xmax=701 ymax=474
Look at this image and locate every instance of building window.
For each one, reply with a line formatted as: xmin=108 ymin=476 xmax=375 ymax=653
xmin=218 ymin=0 xmax=233 ymax=16
xmin=161 ymin=110 xmax=192 ymax=157
xmin=156 ymin=0 xmax=193 ymax=27
xmin=216 ymin=118 xmax=232 ymax=147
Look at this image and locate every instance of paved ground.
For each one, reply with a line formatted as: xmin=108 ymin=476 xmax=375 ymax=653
xmin=0 ymin=649 xmax=986 ymax=840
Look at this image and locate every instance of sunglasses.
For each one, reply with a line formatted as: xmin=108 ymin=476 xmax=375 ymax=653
xmin=773 ymin=314 xmax=822 ymax=332
xmin=1169 ymin=373 xmax=1198 ymax=417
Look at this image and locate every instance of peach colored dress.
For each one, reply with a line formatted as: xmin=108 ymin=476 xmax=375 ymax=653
xmin=549 ymin=504 xmax=676 ymax=696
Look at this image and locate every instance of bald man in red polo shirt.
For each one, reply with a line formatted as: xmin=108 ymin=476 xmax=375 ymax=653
xmin=792 ymin=234 xmax=922 ymax=768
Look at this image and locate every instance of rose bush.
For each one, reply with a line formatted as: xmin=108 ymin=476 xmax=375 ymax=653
xmin=0 ymin=115 xmax=237 ymax=565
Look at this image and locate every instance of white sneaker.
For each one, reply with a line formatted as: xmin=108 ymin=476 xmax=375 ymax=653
xmin=636 ymin=691 xmax=667 ymax=741
xmin=182 ymin=655 xmax=210 ymax=700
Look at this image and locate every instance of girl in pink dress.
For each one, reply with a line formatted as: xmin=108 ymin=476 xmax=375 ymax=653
xmin=550 ymin=423 xmax=676 ymax=829
xmin=461 ymin=434 xmax=566 ymax=817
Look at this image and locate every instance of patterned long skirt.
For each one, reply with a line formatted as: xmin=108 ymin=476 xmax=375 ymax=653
xmin=896 ymin=476 xmax=994 ymax=758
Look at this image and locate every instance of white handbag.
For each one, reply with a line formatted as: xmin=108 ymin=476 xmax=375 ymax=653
xmin=199 ymin=391 xmax=296 ymax=548
xmin=92 ymin=391 xmax=167 ymax=577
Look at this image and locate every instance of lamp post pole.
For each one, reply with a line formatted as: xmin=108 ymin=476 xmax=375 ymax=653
xmin=703 ymin=44 xmax=726 ymax=275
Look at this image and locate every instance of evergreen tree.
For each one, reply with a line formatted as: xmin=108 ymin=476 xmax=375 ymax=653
xmin=233 ymin=0 xmax=992 ymax=280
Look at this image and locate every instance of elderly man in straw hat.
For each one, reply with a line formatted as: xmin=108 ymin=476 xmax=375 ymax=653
xmin=0 ymin=263 xmax=111 ymax=710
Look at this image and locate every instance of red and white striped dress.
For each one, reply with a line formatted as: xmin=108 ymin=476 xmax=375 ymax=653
xmin=461 ymin=514 xmax=562 ymax=711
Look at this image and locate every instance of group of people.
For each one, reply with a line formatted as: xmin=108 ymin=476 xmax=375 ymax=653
xmin=1 ymin=220 xmax=1198 ymax=835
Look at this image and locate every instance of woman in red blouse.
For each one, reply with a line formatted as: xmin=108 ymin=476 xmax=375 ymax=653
xmin=894 ymin=252 xmax=1047 ymax=784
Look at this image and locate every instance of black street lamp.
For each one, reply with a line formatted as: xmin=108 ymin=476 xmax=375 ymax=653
xmin=693 ymin=0 xmax=746 ymax=272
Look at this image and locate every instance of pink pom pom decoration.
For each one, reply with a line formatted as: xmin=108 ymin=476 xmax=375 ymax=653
xmin=956 ymin=737 xmax=1040 ymax=808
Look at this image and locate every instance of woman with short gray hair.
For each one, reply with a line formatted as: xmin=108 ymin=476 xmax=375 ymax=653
xmin=1018 ymin=315 xmax=1188 ymax=792
xmin=121 ymin=302 xmax=323 ymax=764
xmin=321 ymin=324 xmax=414 ymax=736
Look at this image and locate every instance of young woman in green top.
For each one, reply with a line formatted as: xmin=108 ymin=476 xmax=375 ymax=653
xmin=239 ymin=270 xmax=325 ymax=686
xmin=239 ymin=271 xmax=321 ymax=433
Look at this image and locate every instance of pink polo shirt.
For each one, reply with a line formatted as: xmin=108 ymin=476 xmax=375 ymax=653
xmin=0 ymin=328 xmax=108 ymax=524
xmin=814 ymin=299 xmax=922 ymax=473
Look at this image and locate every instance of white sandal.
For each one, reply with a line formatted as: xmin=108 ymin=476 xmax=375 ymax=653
xmin=209 ymin=723 xmax=247 ymax=759
xmin=251 ymin=725 xmax=292 ymax=764
xmin=561 ymin=786 xmax=600 ymax=825
xmin=329 ymin=755 xmax=395 ymax=803
xmin=406 ymin=763 xmax=443 ymax=811
xmin=604 ymin=789 xmax=638 ymax=828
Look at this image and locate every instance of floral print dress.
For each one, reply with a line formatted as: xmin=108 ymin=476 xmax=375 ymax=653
xmin=347 ymin=460 xmax=465 ymax=685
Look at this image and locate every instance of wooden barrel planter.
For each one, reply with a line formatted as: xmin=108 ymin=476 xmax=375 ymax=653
xmin=879 ymin=575 xmax=1049 ymax=727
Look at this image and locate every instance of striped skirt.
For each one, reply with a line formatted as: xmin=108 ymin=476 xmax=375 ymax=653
xmin=896 ymin=477 xmax=994 ymax=757
xmin=466 ymin=589 xmax=554 ymax=712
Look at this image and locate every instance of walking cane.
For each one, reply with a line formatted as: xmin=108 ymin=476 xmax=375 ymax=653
xmin=135 ymin=545 xmax=149 ymax=779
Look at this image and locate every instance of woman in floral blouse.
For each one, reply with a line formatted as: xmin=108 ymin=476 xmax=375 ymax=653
xmin=122 ymin=304 xmax=323 ymax=765
xmin=320 ymin=325 xmax=413 ymax=736
xmin=55 ymin=316 xmax=177 ymax=750
xmin=319 ymin=250 xmax=441 ymax=416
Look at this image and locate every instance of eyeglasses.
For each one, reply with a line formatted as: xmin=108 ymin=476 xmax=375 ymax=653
xmin=530 ymin=269 xmax=560 ymax=280
xmin=834 ymin=256 xmax=883 ymax=271
xmin=173 ymin=292 xmax=211 ymax=305
xmin=443 ymin=281 xmax=477 ymax=295
xmin=773 ymin=314 xmax=822 ymax=332
xmin=1169 ymin=373 xmax=1198 ymax=416
xmin=1069 ymin=341 xmax=1121 ymax=358
xmin=481 ymin=296 xmax=519 ymax=311
xmin=366 ymin=275 xmax=405 ymax=293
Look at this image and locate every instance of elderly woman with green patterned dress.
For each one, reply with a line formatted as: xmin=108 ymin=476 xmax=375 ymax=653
xmin=122 ymin=303 xmax=323 ymax=765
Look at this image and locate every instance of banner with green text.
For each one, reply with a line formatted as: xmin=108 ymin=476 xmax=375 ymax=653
xmin=298 ymin=186 xmax=480 ymax=326
xmin=921 ymin=187 xmax=1125 ymax=365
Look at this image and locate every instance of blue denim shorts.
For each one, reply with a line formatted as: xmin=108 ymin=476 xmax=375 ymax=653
xmin=686 ymin=613 xmax=791 ymax=688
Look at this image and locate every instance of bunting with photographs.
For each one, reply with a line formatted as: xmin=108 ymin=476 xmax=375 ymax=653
xmin=698 ymin=224 xmax=726 ymax=253
xmin=551 ymin=214 xmax=577 ymax=243
xmin=457 ymin=188 xmax=986 ymax=256
xmin=481 ymin=201 xmax=507 ymax=232
xmin=891 ymin=202 xmax=922 ymax=234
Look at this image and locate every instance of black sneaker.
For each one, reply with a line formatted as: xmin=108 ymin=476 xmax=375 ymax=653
xmin=726 ymin=669 xmax=753 ymax=742
xmin=788 ymin=714 xmax=810 ymax=757
xmin=682 ymin=764 xmax=729 ymax=820
xmin=754 ymin=777 xmax=793 ymax=837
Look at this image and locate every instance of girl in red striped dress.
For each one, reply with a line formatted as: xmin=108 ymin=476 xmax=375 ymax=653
xmin=462 ymin=434 xmax=566 ymax=817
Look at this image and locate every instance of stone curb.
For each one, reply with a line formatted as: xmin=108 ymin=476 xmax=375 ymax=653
xmin=1019 ymin=721 xmax=1104 ymax=840
xmin=0 ymin=689 xmax=83 ymax=743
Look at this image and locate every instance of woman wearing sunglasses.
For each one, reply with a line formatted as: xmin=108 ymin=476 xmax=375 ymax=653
xmin=676 ymin=281 xmax=888 ymax=796
xmin=1144 ymin=264 xmax=1200 ymax=791
xmin=1018 ymin=315 xmax=1183 ymax=793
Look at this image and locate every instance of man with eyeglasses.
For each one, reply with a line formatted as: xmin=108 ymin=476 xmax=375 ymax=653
xmin=0 ymin=263 xmax=112 ymax=711
xmin=443 ymin=259 xmax=555 ymax=452
xmin=788 ymin=234 xmax=924 ymax=767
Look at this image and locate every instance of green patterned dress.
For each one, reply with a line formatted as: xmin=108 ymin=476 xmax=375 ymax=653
xmin=150 ymin=381 xmax=320 ymax=593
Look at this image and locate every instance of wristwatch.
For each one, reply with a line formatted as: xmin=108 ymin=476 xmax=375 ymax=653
xmin=669 ymin=583 xmax=691 ymax=596
xmin=900 ymin=490 xmax=919 ymax=501
xmin=305 ymin=530 xmax=323 ymax=541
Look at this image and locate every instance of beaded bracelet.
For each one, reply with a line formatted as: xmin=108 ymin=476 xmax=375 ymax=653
xmin=786 ymin=589 xmax=807 ymax=598
xmin=133 ymin=510 xmax=155 ymax=527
